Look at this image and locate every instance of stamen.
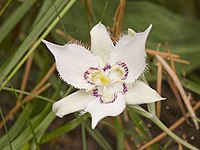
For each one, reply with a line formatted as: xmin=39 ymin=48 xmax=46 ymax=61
xmin=84 ymin=61 xmax=129 ymax=104
xmin=115 ymin=62 xmax=129 ymax=80
xmin=84 ymin=67 xmax=99 ymax=84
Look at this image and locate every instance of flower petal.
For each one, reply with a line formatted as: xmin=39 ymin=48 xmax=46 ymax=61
xmin=52 ymin=90 xmax=94 ymax=117
xmin=85 ymin=94 xmax=126 ymax=129
xmin=90 ymin=22 xmax=114 ymax=64
xmin=125 ymin=81 xmax=165 ymax=105
xmin=111 ymin=25 xmax=152 ymax=83
xmin=42 ymin=40 xmax=98 ymax=89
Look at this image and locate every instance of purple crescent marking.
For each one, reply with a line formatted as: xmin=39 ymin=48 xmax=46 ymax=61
xmin=103 ymin=64 xmax=111 ymax=71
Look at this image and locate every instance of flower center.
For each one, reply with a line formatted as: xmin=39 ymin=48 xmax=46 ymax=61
xmin=99 ymin=75 xmax=110 ymax=85
xmin=84 ymin=62 xmax=129 ymax=103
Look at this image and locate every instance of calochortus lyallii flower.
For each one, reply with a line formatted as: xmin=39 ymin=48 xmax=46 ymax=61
xmin=43 ymin=22 xmax=165 ymax=129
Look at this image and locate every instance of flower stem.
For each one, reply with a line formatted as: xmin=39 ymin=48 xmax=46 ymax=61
xmin=130 ymin=105 xmax=199 ymax=150
xmin=151 ymin=116 xmax=199 ymax=150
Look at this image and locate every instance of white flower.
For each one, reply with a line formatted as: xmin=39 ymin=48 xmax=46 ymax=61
xmin=42 ymin=23 xmax=165 ymax=129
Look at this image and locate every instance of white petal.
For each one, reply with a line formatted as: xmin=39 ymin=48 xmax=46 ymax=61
xmin=90 ymin=22 xmax=114 ymax=64
xmin=85 ymin=94 xmax=126 ymax=129
xmin=43 ymin=40 xmax=98 ymax=89
xmin=52 ymin=90 xmax=94 ymax=117
xmin=125 ymin=81 xmax=165 ymax=105
xmin=111 ymin=25 xmax=152 ymax=83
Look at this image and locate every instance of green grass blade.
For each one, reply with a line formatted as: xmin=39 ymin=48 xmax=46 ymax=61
xmin=0 ymin=0 xmax=37 ymax=44
xmin=81 ymin=123 xmax=87 ymax=150
xmin=8 ymin=84 xmax=39 ymax=149
xmin=0 ymin=86 xmax=54 ymax=103
xmin=2 ymin=106 xmax=54 ymax=150
xmin=0 ymin=0 xmax=76 ymax=85
xmin=30 ymin=112 xmax=56 ymax=150
xmin=0 ymin=108 xmax=12 ymax=150
xmin=0 ymin=0 xmax=12 ymax=16
xmin=127 ymin=108 xmax=151 ymax=137
xmin=41 ymin=116 xmax=83 ymax=143
xmin=0 ymin=105 xmax=34 ymax=146
xmin=85 ymin=122 xmax=113 ymax=150
xmin=114 ymin=117 xmax=124 ymax=150
xmin=181 ymin=78 xmax=200 ymax=95
xmin=32 ymin=0 xmax=53 ymax=27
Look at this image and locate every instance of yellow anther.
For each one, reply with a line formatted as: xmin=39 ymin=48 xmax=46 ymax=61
xmin=100 ymin=75 xmax=110 ymax=85
xmin=114 ymin=68 xmax=123 ymax=77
